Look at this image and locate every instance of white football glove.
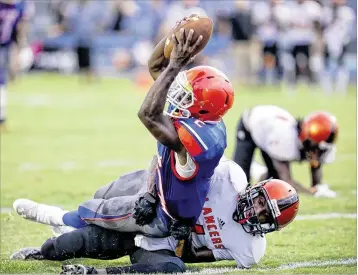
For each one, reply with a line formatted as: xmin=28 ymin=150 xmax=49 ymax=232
xmin=313 ymin=184 xmax=337 ymax=198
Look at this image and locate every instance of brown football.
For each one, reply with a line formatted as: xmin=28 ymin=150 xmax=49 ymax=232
xmin=163 ymin=15 xmax=213 ymax=59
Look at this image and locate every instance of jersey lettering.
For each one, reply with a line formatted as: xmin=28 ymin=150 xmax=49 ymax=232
xmin=212 ymin=237 xmax=222 ymax=244
xmin=207 ymin=224 xmax=217 ymax=231
xmin=194 ymin=119 xmax=205 ymax=128
xmin=202 ymin=207 xmax=212 ymax=215
xmin=209 ymin=231 xmax=220 ymax=237
xmin=204 ymin=216 xmax=215 ymax=224
xmin=202 ymin=199 xmax=225 ymax=248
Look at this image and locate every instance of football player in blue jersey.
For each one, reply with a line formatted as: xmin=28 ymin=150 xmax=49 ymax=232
xmin=14 ymin=28 xmax=234 ymax=241
xmin=137 ymin=28 xmax=234 ymax=230
xmin=0 ymin=0 xmax=31 ymax=130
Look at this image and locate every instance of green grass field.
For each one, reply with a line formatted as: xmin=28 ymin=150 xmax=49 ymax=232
xmin=1 ymin=74 xmax=357 ymax=274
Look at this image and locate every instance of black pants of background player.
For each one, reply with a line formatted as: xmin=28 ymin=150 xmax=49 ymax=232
xmin=233 ymin=117 xmax=279 ymax=183
xmin=290 ymin=44 xmax=313 ymax=83
xmin=41 ymin=225 xmax=186 ymax=274
xmin=76 ymin=46 xmax=91 ymax=73
xmin=263 ymin=43 xmax=282 ymax=78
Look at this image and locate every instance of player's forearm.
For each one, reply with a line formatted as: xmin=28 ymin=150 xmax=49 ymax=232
xmin=138 ymin=64 xmax=180 ymax=122
xmin=184 ymin=249 xmax=216 ymax=263
xmin=138 ymin=64 xmax=183 ymax=152
xmin=310 ymin=165 xmax=322 ymax=187
xmin=147 ymin=155 xmax=158 ymax=195
xmin=273 ymin=160 xmax=313 ymax=195
xmin=16 ymin=21 xmax=28 ymax=48
xmin=148 ymin=37 xmax=169 ymax=80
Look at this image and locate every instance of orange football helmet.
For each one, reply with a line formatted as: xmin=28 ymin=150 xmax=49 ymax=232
xmin=299 ymin=111 xmax=338 ymax=145
xmin=165 ymin=66 xmax=234 ymax=121
xmin=299 ymin=112 xmax=338 ymax=167
xmin=233 ymin=179 xmax=299 ymax=236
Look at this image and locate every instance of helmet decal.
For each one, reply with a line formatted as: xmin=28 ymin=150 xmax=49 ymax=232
xmin=270 ymin=199 xmax=281 ymax=218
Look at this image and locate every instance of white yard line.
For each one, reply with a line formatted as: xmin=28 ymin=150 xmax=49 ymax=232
xmin=276 ymin=258 xmax=357 ymax=270
xmin=187 ymin=258 xmax=357 ymax=274
xmin=295 ymin=212 xmax=357 ymax=220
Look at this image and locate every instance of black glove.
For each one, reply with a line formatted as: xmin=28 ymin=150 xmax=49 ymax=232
xmin=170 ymin=219 xmax=192 ymax=240
xmin=133 ymin=192 xmax=158 ymax=226
xmin=61 ymin=265 xmax=101 ymax=275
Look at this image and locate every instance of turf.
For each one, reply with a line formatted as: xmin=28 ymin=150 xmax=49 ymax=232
xmin=0 ymin=74 xmax=356 ymax=274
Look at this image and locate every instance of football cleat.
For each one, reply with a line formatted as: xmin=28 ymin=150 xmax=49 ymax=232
xmin=312 ymin=184 xmax=337 ymax=198
xmin=61 ymin=264 xmax=99 ymax=275
xmin=13 ymin=199 xmax=67 ymax=226
xmin=10 ymin=247 xmax=44 ymax=260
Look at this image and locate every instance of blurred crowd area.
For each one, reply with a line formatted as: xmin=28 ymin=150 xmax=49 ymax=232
xmin=14 ymin=0 xmax=358 ymax=90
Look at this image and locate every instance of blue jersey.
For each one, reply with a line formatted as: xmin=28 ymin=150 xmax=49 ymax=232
xmin=0 ymin=0 xmax=25 ymax=47
xmin=156 ymin=117 xmax=227 ymax=226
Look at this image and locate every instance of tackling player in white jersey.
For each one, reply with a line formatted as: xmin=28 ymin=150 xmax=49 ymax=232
xmin=233 ymin=105 xmax=338 ymax=198
xmin=12 ymin=157 xmax=299 ymax=273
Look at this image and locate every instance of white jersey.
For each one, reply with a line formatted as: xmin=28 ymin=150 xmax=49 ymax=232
xmin=322 ymin=5 xmax=356 ymax=57
xmin=251 ymin=1 xmax=278 ymax=44
xmin=284 ymin=0 xmax=322 ymax=46
xmin=135 ymin=157 xmax=266 ymax=268
xmin=242 ymin=105 xmax=336 ymax=163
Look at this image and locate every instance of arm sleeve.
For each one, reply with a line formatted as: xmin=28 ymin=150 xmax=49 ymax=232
xmin=173 ymin=120 xmax=209 ymax=162
xmin=320 ymin=145 xmax=336 ymax=164
xmin=173 ymin=119 xmax=224 ymax=162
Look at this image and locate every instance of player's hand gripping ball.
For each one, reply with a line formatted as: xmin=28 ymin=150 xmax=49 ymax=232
xmin=164 ymin=14 xmax=213 ymax=59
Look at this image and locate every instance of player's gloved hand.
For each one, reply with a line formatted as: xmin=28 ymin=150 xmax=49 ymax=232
xmin=313 ymin=183 xmax=337 ymax=198
xmin=133 ymin=192 xmax=158 ymax=226
xmin=170 ymin=219 xmax=192 ymax=240
xmin=61 ymin=264 xmax=101 ymax=275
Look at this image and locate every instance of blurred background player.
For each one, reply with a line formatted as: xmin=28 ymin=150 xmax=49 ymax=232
xmin=0 ymin=0 xmax=33 ymax=130
xmin=251 ymin=0 xmax=282 ymax=85
xmin=233 ymin=105 xmax=338 ymax=198
xmin=279 ymin=0 xmax=323 ymax=90
xmin=61 ymin=0 xmax=111 ymax=81
xmin=321 ymin=0 xmax=356 ymax=94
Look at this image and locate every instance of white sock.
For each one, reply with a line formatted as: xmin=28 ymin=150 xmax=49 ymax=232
xmin=35 ymin=203 xmax=68 ymax=226
xmin=0 ymin=85 xmax=6 ymax=121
